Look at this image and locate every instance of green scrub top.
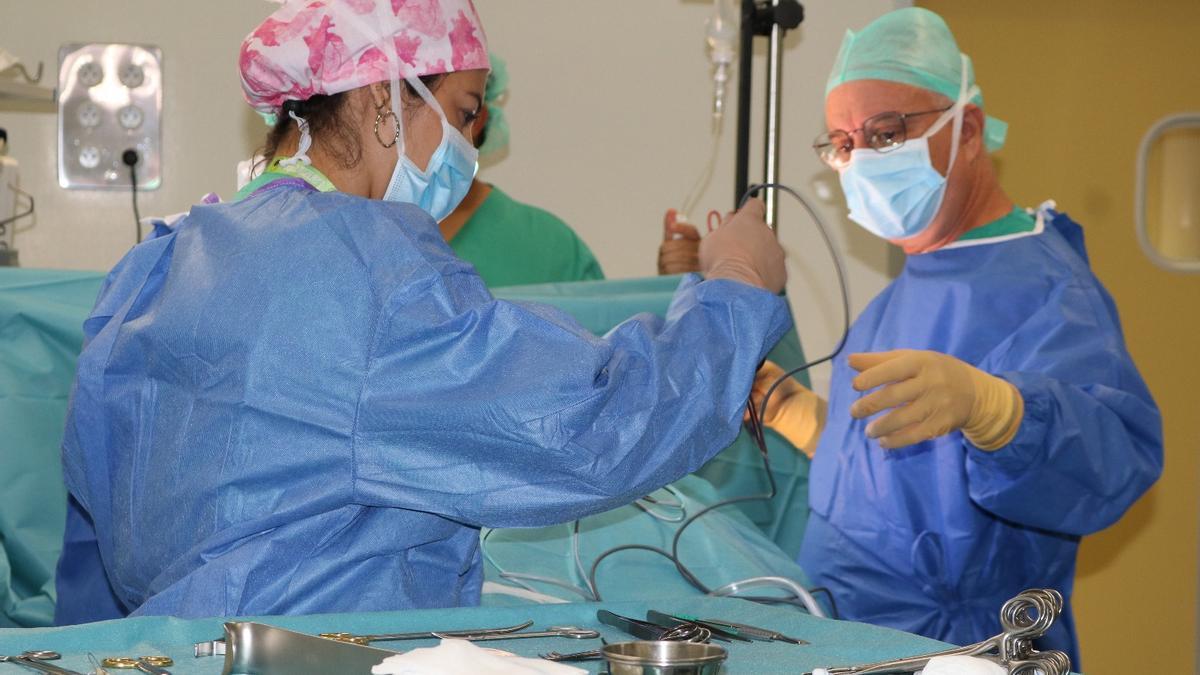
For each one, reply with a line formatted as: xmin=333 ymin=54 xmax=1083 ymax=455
xmin=238 ymin=165 xmax=602 ymax=288
xmin=450 ymin=186 xmax=604 ymax=287
xmin=954 ymin=206 xmax=1038 ymax=244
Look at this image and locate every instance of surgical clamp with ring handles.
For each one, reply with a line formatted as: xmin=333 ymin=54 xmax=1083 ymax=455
xmin=807 ymin=588 xmax=1072 ymax=675
xmin=197 ymin=620 xmax=537 ymax=655
xmin=314 ymin=619 xmax=538 ymax=646
xmin=321 ymin=624 xmax=597 ymax=645
xmin=98 ymin=656 xmax=173 ymax=675
xmin=0 ymin=652 xmax=83 ymax=675
xmin=431 ymin=627 xmax=599 ymax=642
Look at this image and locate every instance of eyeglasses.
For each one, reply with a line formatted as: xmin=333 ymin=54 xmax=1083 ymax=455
xmin=813 ymin=106 xmax=952 ymax=169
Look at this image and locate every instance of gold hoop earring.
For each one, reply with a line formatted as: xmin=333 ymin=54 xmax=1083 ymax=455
xmin=374 ymin=108 xmax=400 ymax=149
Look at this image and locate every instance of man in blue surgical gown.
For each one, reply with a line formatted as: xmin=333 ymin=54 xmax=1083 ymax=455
xmin=749 ymin=7 xmax=1162 ymax=666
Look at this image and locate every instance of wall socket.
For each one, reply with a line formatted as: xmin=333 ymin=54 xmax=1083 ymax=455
xmin=58 ymin=43 xmax=162 ymax=190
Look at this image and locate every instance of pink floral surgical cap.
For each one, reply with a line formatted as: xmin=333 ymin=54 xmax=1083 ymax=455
xmin=240 ymin=0 xmax=490 ymax=115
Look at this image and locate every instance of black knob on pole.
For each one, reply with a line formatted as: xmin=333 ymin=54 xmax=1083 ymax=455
xmin=774 ymin=0 xmax=804 ymax=30
xmin=753 ymin=0 xmax=804 ymax=35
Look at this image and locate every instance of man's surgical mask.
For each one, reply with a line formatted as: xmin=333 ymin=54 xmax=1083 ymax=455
xmin=836 ymin=56 xmax=976 ymax=241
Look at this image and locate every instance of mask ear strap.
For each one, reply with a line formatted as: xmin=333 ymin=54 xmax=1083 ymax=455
xmin=403 ymin=74 xmax=479 ymax=174
xmin=389 ymin=75 xmax=406 ymax=161
xmin=946 ymin=54 xmax=972 ymax=172
xmin=390 ymin=75 xmax=455 ymax=168
xmin=403 ymin=74 xmax=451 ymax=123
xmin=950 ymin=55 xmax=969 ymax=168
xmin=338 ymin=6 xmax=409 ymax=164
xmin=277 ymin=110 xmax=313 ymax=167
xmin=923 ymin=54 xmax=976 ymax=175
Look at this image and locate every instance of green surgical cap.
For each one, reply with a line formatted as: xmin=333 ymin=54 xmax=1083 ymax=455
xmin=825 ymin=7 xmax=1007 ymax=152
xmin=479 ymin=51 xmax=510 ymax=158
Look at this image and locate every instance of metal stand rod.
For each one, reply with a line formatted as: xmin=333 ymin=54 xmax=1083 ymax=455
xmin=733 ymin=0 xmax=802 ymax=219
xmin=734 ymin=0 xmax=756 ymax=208
xmin=763 ymin=0 xmax=785 ymax=230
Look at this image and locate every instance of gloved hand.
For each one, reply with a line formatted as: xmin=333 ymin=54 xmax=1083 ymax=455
xmin=848 ymin=350 xmax=1024 ymax=451
xmin=699 ymin=199 xmax=786 ymax=293
xmin=749 ymin=361 xmax=827 ymax=458
xmin=658 ymin=209 xmax=701 ymax=275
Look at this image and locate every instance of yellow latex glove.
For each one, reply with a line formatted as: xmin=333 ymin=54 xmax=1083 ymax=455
xmin=750 ymin=361 xmax=827 ymax=458
xmin=848 ymin=350 xmax=1024 ymax=451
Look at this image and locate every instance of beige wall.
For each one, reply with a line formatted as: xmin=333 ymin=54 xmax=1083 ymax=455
xmin=473 ymin=0 xmax=904 ymax=392
xmin=919 ymin=1 xmax=1200 ymax=671
xmin=0 ymin=1 xmax=273 ymax=268
xmin=0 ymin=0 xmax=901 ymax=394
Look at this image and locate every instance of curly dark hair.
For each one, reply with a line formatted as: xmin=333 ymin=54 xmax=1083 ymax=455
xmin=258 ymin=74 xmax=445 ymax=173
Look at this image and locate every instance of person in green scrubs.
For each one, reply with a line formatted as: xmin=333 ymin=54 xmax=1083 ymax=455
xmin=439 ymin=54 xmax=603 ymax=287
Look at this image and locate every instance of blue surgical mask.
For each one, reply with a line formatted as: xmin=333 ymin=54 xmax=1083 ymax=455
xmin=836 ymin=57 xmax=977 ymax=241
xmin=383 ymin=77 xmax=478 ymax=222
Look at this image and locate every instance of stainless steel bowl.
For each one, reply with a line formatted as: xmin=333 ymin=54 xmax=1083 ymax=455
xmin=602 ymin=641 xmax=728 ymax=675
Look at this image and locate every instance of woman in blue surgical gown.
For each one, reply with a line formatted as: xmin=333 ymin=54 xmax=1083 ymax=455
xmin=53 ymin=0 xmax=791 ymax=623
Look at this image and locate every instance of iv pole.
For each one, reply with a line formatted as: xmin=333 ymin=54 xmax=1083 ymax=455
xmin=734 ymin=0 xmax=804 ymax=230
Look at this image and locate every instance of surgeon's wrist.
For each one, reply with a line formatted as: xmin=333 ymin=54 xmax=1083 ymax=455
xmin=769 ymin=387 xmax=827 ymax=459
xmin=703 ymin=259 xmax=767 ymax=290
xmin=964 ymin=375 xmax=1024 ymax=452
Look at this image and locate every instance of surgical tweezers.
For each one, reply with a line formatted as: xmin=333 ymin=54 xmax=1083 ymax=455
xmin=676 ymin=614 xmax=808 ymax=644
xmin=597 ymin=610 xmax=710 ymax=643
xmin=644 ymin=611 xmax=752 ymax=643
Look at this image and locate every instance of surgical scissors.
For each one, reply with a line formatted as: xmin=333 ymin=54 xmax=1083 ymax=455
xmin=98 ymin=656 xmax=173 ymax=674
xmin=432 ymin=626 xmax=600 ymax=642
xmin=0 ymin=651 xmax=83 ymax=675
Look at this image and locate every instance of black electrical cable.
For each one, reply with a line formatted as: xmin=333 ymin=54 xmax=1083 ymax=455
xmin=739 ymin=182 xmax=852 ymax=431
xmin=588 ymin=184 xmax=853 ymax=608
xmin=122 ymin=150 xmax=142 ymax=244
xmin=664 ymin=183 xmax=851 ymax=597
xmin=664 ymin=397 xmax=775 ymax=595
xmin=0 ymin=189 xmax=33 ymax=230
xmin=808 ymin=586 xmax=841 ymax=619
xmin=587 ymin=544 xmax=678 ymax=592
xmin=587 ymin=399 xmax=776 ymax=600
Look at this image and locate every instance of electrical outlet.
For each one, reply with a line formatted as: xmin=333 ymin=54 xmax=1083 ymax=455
xmin=78 ymin=145 xmax=101 ymax=169
xmin=58 ymin=43 xmax=162 ymax=190
xmin=77 ymin=61 xmax=103 ymax=88
xmin=77 ymin=102 xmax=102 ymax=128
xmin=118 ymin=63 xmax=145 ymax=89
xmin=118 ymin=105 xmax=144 ymax=130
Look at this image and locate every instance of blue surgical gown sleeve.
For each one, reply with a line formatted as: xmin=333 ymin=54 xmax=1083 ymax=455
xmin=55 ymin=235 xmax=174 ymax=624
xmin=965 ymin=278 xmax=1163 ymax=536
xmin=353 ymin=274 xmax=792 ymax=528
xmin=53 ymin=496 xmax=126 ymax=624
